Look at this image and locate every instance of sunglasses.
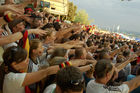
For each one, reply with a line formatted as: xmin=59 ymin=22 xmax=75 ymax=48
xmin=70 ymin=76 xmax=84 ymax=86
xmin=11 ymin=47 xmax=18 ymax=54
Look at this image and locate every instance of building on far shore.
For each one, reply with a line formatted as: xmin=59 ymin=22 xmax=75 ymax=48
xmin=0 ymin=0 xmax=68 ymax=16
xmin=41 ymin=0 xmax=68 ymax=16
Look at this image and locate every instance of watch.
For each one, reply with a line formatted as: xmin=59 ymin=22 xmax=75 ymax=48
xmin=89 ymin=64 xmax=93 ymax=69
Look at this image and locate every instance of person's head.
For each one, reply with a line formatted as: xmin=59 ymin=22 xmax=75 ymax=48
xmin=8 ymin=19 xmax=25 ymax=33
xmin=32 ymin=16 xmax=43 ymax=28
xmin=41 ymin=29 xmax=56 ymax=44
xmin=99 ymin=52 xmax=110 ymax=60
xmin=104 ymin=42 xmax=110 ymax=48
xmin=61 ymin=38 xmax=70 ymax=43
xmin=24 ymin=7 xmax=33 ymax=15
xmin=116 ymin=55 xmax=125 ymax=63
xmin=49 ymin=57 xmax=66 ymax=66
xmin=0 ymin=46 xmax=28 ymax=90
xmin=41 ymin=23 xmax=54 ymax=30
xmin=133 ymin=45 xmax=138 ymax=52
xmin=75 ymin=34 xmax=81 ymax=40
xmin=123 ymin=49 xmax=130 ymax=58
xmin=53 ymin=22 xmax=61 ymax=31
xmin=86 ymin=40 xmax=93 ymax=47
xmin=56 ymin=66 xmax=84 ymax=93
xmin=95 ymin=59 xmax=114 ymax=84
xmin=29 ymin=39 xmax=44 ymax=57
xmin=51 ymin=48 xmax=67 ymax=59
xmin=43 ymin=17 xmax=48 ymax=23
xmin=75 ymin=48 xmax=87 ymax=59
xmin=136 ymin=67 xmax=140 ymax=76
xmin=3 ymin=46 xmax=28 ymax=72
xmin=48 ymin=16 xmax=53 ymax=23
xmin=110 ymin=44 xmax=115 ymax=50
xmin=45 ymin=13 xmax=50 ymax=18
xmin=69 ymin=54 xmax=75 ymax=60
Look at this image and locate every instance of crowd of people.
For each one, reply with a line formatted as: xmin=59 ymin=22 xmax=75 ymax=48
xmin=0 ymin=0 xmax=140 ymax=93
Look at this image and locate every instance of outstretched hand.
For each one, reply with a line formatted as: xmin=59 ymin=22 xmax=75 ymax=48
xmin=28 ymin=29 xmax=47 ymax=36
xmin=4 ymin=0 xmax=33 ymax=15
xmin=32 ymin=29 xmax=47 ymax=36
xmin=128 ymin=54 xmax=138 ymax=62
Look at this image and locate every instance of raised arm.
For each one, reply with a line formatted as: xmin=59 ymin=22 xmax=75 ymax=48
xmin=71 ymin=59 xmax=97 ymax=67
xmin=22 ymin=59 xmax=97 ymax=86
xmin=55 ymin=25 xmax=82 ymax=42
xmin=0 ymin=29 xmax=46 ymax=46
xmin=110 ymin=45 xmax=128 ymax=58
xmin=28 ymin=29 xmax=47 ymax=36
xmin=116 ymin=54 xmax=137 ymax=72
xmin=124 ymin=75 xmax=140 ymax=92
xmin=52 ymin=43 xmax=82 ymax=49
xmin=78 ymin=64 xmax=95 ymax=72
xmin=22 ymin=65 xmax=60 ymax=86
xmin=0 ymin=32 xmax=23 ymax=46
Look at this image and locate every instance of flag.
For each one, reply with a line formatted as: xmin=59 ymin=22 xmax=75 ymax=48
xmin=19 ymin=30 xmax=30 ymax=57
xmin=117 ymin=25 xmax=120 ymax=31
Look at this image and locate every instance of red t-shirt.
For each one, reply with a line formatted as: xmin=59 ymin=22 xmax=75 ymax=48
xmin=137 ymin=57 xmax=140 ymax=63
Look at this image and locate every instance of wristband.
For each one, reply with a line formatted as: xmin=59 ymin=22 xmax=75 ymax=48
xmin=59 ymin=63 xmax=66 ymax=69
xmin=3 ymin=12 xmax=13 ymax=22
xmin=65 ymin=61 xmax=72 ymax=66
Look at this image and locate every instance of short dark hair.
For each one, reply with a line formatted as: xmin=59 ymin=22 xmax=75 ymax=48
xmin=0 ymin=46 xmax=27 ymax=90
xmin=75 ymin=48 xmax=85 ymax=59
xmin=116 ymin=55 xmax=125 ymax=63
xmin=95 ymin=59 xmax=113 ymax=79
xmin=86 ymin=40 xmax=93 ymax=47
xmin=8 ymin=19 xmax=24 ymax=30
xmin=48 ymin=16 xmax=53 ymax=21
xmin=41 ymin=23 xmax=54 ymax=30
xmin=50 ymin=48 xmax=67 ymax=59
xmin=49 ymin=57 xmax=66 ymax=66
xmin=53 ymin=22 xmax=61 ymax=31
xmin=99 ymin=51 xmax=109 ymax=60
xmin=123 ymin=50 xmax=130 ymax=57
xmin=56 ymin=66 xmax=84 ymax=92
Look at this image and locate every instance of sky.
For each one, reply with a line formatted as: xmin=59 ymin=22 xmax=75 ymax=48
xmin=70 ymin=0 xmax=140 ymax=34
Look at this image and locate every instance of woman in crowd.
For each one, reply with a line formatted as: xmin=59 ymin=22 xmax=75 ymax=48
xmin=0 ymin=46 xmax=60 ymax=93
xmin=28 ymin=39 xmax=49 ymax=73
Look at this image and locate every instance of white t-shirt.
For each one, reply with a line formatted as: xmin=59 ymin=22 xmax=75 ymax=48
xmin=43 ymin=84 xmax=56 ymax=93
xmin=3 ymin=72 xmax=26 ymax=93
xmin=86 ymin=80 xmax=129 ymax=93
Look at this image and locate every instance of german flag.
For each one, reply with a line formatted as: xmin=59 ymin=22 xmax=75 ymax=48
xmin=19 ymin=30 xmax=30 ymax=57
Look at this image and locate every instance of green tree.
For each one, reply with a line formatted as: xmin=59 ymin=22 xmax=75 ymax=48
xmin=74 ymin=10 xmax=93 ymax=25
xmin=67 ymin=1 xmax=77 ymax=21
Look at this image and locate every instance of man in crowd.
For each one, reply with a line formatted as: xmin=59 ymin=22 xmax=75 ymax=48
xmin=43 ymin=66 xmax=84 ymax=93
xmin=87 ymin=59 xmax=140 ymax=93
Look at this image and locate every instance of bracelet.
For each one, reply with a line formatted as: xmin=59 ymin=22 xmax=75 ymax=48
xmin=59 ymin=61 xmax=72 ymax=69
xmin=59 ymin=63 xmax=66 ymax=69
xmin=65 ymin=61 xmax=72 ymax=66
xmin=3 ymin=12 xmax=13 ymax=22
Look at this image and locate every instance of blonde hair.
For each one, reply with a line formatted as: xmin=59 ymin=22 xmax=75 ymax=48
xmin=40 ymin=29 xmax=56 ymax=41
